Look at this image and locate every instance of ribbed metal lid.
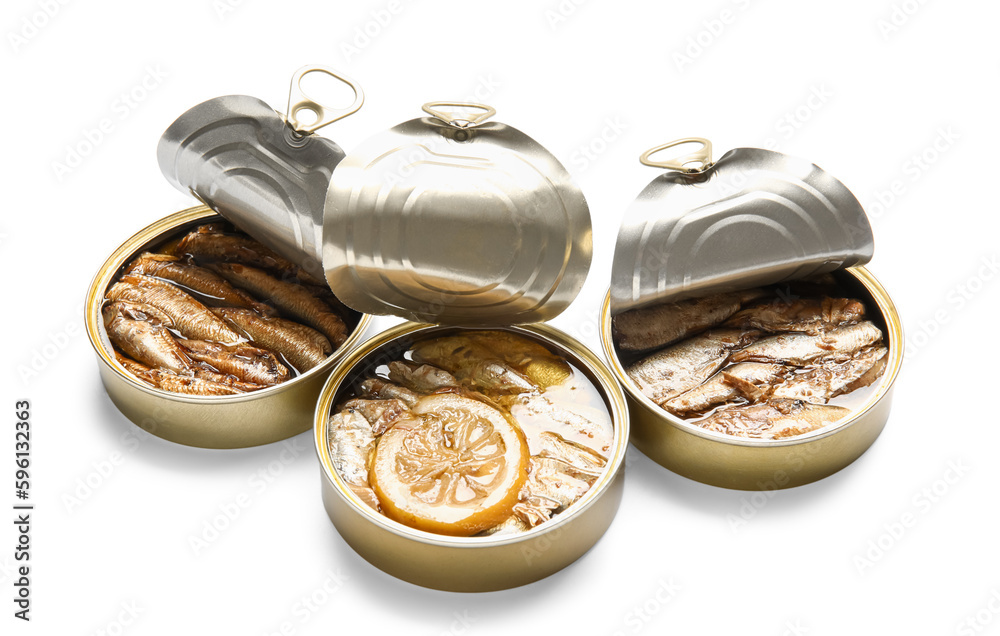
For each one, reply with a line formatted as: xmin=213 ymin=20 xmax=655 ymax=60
xmin=321 ymin=102 xmax=592 ymax=326
xmin=611 ymin=138 xmax=874 ymax=314
xmin=157 ymin=66 xmax=365 ymax=282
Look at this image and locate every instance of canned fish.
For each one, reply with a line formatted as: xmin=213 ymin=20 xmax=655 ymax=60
xmin=86 ymin=205 xmax=372 ymax=449
xmin=602 ymin=139 xmax=903 ymax=489
xmin=314 ymin=322 xmax=629 ymax=591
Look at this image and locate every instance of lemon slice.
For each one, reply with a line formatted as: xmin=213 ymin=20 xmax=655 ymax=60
xmin=370 ymin=393 xmax=529 ymax=536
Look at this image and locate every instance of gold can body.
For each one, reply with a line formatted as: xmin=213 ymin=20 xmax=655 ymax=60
xmin=314 ymin=322 xmax=630 ymax=592
xmin=600 ymin=267 xmax=902 ymax=490
xmin=85 ymin=206 xmax=372 ymax=449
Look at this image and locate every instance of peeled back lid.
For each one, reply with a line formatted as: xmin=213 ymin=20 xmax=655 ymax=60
xmin=157 ymin=66 xmax=365 ymax=282
xmin=610 ymin=138 xmax=874 ymax=315
xmin=322 ymin=102 xmax=593 ymax=326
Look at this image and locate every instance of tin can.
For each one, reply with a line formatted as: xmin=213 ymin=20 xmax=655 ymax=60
xmin=85 ymin=205 xmax=372 ymax=449
xmin=602 ymin=267 xmax=902 ymax=490
xmin=603 ymin=139 xmax=902 ymax=489
xmin=314 ymin=322 xmax=629 ymax=591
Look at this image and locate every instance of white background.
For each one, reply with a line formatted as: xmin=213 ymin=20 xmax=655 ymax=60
xmin=3 ymin=0 xmax=999 ymax=633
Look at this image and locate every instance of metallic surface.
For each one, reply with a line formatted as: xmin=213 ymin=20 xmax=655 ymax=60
xmin=322 ymin=113 xmax=593 ymax=326
xmin=314 ymin=323 xmax=628 ymax=591
xmin=285 ymin=65 xmax=364 ymax=134
xmin=85 ymin=206 xmax=371 ymax=449
xmin=157 ymin=95 xmax=346 ymax=282
xmin=601 ymin=267 xmax=902 ymax=490
xmin=611 ymin=147 xmax=875 ymax=315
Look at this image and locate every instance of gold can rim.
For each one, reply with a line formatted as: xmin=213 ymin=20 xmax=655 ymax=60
xmin=85 ymin=204 xmax=373 ymax=404
xmin=313 ymin=321 xmax=630 ymax=547
xmin=601 ymin=266 xmax=903 ymax=448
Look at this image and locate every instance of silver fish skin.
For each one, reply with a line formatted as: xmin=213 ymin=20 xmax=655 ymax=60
xmin=510 ymin=455 xmax=604 ymax=527
xmin=409 ymin=335 xmax=541 ymax=394
xmin=505 ymin=393 xmax=613 ymax=454
xmin=536 ymin=431 xmax=607 ymax=472
xmin=730 ymin=321 xmax=883 ymax=366
xmin=524 ymin=457 xmax=598 ymax=510
xmin=469 ymin=360 xmax=537 ymax=394
xmin=613 ymin=289 xmax=766 ymax=352
xmin=771 ymin=345 xmax=889 ymax=402
xmin=697 ymin=399 xmax=850 ymax=439
xmin=626 ymin=329 xmax=759 ymax=406
xmin=664 ymin=362 xmax=789 ymax=415
xmin=108 ymin=275 xmax=244 ymax=345
xmin=328 ymin=409 xmax=378 ymax=509
xmin=724 ymin=297 xmax=866 ymax=334
xmin=387 ymin=361 xmax=460 ymax=393
xmin=341 ymin=398 xmax=410 ymax=436
xmin=359 ymin=378 xmax=421 ymax=408
xmin=480 ymin=515 xmax=531 ymax=537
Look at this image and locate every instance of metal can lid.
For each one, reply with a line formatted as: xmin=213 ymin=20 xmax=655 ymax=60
xmin=610 ymin=138 xmax=874 ymax=315
xmin=322 ymin=102 xmax=593 ymax=326
xmin=157 ymin=66 xmax=365 ymax=282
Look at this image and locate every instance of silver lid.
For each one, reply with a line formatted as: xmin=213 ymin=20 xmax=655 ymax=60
xmin=610 ymin=138 xmax=874 ymax=315
xmin=322 ymin=102 xmax=593 ymax=326
xmin=157 ymin=66 xmax=364 ymax=282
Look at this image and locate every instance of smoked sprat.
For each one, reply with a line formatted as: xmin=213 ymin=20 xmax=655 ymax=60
xmin=103 ymin=223 xmax=350 ymax=396
xmin=615 ymin=278 xmax=889 ymax=440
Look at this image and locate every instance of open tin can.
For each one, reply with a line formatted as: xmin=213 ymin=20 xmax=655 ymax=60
xmin=85 ymin=206 xmax=372 ymax=448
xmin=87 ymin=66 xmax=371 ymax=448
xmin=308 ymin=102 xmax=626 ymax=591
xmin=315 ymin=322 xmax=628 ymax=592
xmin=600 ymin=138 xmax=902 ymax=490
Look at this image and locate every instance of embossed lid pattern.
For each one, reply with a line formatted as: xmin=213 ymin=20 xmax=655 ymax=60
xmin=610 ymin=139 xmax=874 ymax=315
xmin=322 ymin=103 xmax=592 ymax=326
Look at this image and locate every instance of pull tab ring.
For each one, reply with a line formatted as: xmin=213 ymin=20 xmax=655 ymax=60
xmin=286 ymin=65 xmax=365 ymax=135
xmin=421 ymin=101 xmax=496 ymax=129
xmin=640 ymin=138 xmax=714 ymax=173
